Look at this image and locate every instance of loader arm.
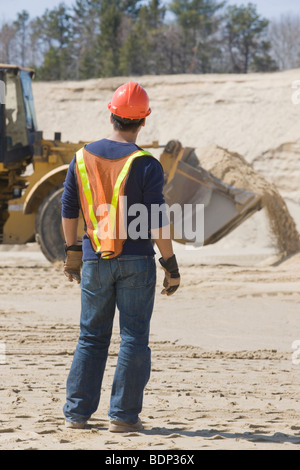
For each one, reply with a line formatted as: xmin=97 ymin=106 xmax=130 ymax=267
xmin=159 ymin=140 xmax=262 ymax=246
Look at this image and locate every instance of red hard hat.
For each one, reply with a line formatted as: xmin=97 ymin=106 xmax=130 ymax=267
xmin=108 ymin=82 xmax=151 ymax=120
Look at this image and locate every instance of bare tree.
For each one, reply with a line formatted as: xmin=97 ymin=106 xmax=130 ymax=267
xmin=0 ymin=22 xmax=17 ymax=64
xmin=268 ymin=14 xmax=300 ymax=70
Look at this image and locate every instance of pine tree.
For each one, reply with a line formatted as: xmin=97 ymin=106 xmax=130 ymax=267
xmin=72 ymin=0 xmax=102 ymax=79
xmin=96 ymin=0 xmax=144 ymax=77
xmin=3 ymin=0 xmax=282 ymax=79
xmin=169 ymin=0 xmax=224 ymax=73
xmin=13 ymin=10 xmax=30 ymax=67
xmin=37 ymin=4 xmax=73 ymax=80
xmin=120 ymin=0 xmax=166 ymax=75
xmin=224 ymin=3 xmax=275 ymax=73
xmin=96 ymin=0 xmax=123 ymax=76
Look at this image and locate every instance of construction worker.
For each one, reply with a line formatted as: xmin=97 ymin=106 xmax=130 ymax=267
xmin=61 ymin=82 xmax=180 ymax=432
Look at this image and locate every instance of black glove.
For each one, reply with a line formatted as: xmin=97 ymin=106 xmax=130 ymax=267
xmin=159 ymin=254 xmax=180 ymax=296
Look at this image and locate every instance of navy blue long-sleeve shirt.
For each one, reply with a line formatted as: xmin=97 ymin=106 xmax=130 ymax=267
xmin=61 ymin=139 xmax=167 ymax=260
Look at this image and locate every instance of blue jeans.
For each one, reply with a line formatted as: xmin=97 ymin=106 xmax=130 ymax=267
xmin=63 ymin=255 xmax=156 ymax=425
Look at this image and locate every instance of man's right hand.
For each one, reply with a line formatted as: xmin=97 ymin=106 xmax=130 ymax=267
xmin=64 ymin=245 xmax=83 ymax=284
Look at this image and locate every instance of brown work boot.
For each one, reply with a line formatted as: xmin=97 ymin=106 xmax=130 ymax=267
xmin=65 ymin=420 xmax=87 ymax=429
xmin=109 ymin=418 xmax=143 ymax=433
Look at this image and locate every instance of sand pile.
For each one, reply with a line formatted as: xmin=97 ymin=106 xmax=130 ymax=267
xmin=33 ymin=69 xmax=300 ymax=162
xmin=195 ymin=145 xmax=300 ymax=256
xmin=279 ymin=251 xmax=300 ymax=268
xmin=253 ymin=141 xmax=300 ymax=205
xmin=32 ymin=69 xmax=300 ymax=254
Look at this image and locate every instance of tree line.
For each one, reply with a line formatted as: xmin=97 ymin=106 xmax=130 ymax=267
xmin=0 ymin=0 xmax=298 ymax=80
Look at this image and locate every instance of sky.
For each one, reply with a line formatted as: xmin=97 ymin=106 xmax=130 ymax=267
xmin=225 ymin=0 xmax=300 ymax=19
xmin=0 ymin=0 xmax=299 ymax=23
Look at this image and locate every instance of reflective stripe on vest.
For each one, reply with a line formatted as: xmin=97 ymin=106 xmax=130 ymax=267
xmin=75 ymin=147 xmax=153 ymax=258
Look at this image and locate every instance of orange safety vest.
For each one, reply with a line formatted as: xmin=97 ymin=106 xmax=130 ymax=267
xmin=75 ymin=146 xmax=154 ymax=259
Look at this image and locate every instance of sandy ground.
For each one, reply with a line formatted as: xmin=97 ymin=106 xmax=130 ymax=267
xmin=0 ymin=244 xmax=300 ymax=450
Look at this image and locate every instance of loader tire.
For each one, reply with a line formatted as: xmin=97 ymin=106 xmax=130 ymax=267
xmin=35 ymin=186 xmax=65 ymax=263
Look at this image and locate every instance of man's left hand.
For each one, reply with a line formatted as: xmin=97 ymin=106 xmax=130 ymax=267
xmin=64 ymin=244 xmax=83 ymax=284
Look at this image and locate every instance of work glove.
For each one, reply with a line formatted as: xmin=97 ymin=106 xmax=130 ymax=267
xmin=64 ymin=244 xmax=83 ymax=284
xmin=159 ymin=254 xmax=180 ymax=296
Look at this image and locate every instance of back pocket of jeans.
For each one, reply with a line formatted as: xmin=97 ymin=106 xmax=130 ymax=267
xmin=119 ymin=257 xmax=152 ymax=288
xmin=81 ymin=260 xmax=101 ymax=292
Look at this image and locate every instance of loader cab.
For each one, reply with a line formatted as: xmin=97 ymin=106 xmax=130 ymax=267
xmin=0 ymin=65 xmax=37 ymax=166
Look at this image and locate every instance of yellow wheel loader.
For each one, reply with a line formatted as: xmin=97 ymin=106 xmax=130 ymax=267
xmin=0 ymin=64 xmax=262 ymax=262
xmin=0 ymin=64 xmax=84 ymax=261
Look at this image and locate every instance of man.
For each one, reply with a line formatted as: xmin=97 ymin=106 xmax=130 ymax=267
xmin=61 ymin=82 xmax=180 ymax=432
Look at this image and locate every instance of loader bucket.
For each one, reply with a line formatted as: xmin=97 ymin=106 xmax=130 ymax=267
xmin=159 ymin=140 xmax=262 ymax=246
